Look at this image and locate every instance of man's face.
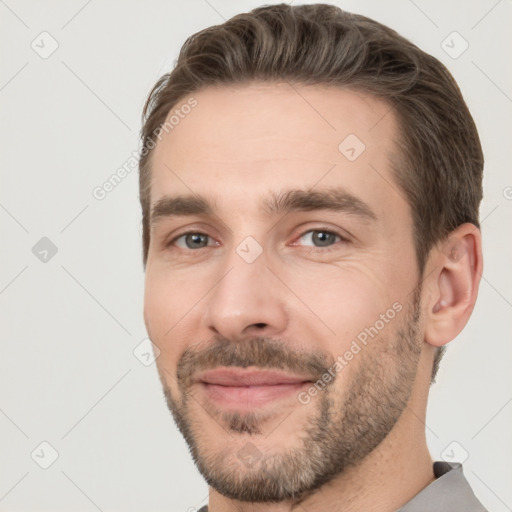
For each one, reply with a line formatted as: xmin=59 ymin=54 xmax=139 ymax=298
xmin=143 ymin=83 xmax=425 ymax=501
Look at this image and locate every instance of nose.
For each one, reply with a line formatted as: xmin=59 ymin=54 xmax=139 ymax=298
xmin=203 ymin=245 xmax=288 ymax=341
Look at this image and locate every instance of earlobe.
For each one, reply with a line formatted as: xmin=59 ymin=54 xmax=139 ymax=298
xmin=424 ymin=223 xmax=483 ymax=348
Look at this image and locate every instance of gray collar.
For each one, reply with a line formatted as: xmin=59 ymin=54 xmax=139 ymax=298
xmin=397 ymin=462 xmax=488 ymax=511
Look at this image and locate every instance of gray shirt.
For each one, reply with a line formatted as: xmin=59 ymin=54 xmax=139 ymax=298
xmin=196 ymin=462 xmax=488 ymax=511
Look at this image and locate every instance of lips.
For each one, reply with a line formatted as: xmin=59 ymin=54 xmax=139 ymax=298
xmin=195 ymin=368 xmax=313 ymax=387
xmin=194 ymin=368 xmax=314 ymax=410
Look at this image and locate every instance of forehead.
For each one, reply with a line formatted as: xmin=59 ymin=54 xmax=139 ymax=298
xmin=149 ymin=82 xmax=406 ymax=223
xmin=153 ymin=82 xmax=397 ymax=163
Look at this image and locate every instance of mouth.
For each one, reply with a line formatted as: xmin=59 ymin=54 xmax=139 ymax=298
xmin=194 ymin=367 xmax=314 ymax=410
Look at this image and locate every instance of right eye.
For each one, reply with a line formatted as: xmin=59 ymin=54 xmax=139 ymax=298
xmin=169 ymin=232 xmax=217 ymax=250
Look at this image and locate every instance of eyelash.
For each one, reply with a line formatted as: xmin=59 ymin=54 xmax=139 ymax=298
xmin=167 ymin=227 xmax=349 ymax=253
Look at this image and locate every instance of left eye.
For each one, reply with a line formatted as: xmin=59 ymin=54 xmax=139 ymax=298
xmin=296 ymin=229 xmax=343 ymax=248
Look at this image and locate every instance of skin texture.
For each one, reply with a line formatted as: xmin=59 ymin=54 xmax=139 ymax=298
xmin=143 ymin=82 xmax=483 ymax=512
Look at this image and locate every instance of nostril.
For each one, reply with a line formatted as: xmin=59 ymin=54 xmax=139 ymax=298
xmin=253 ymin=323 xmax=267 ymax=329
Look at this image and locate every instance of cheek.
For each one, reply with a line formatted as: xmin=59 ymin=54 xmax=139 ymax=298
xmin=143 ymin=270 xmax=193 ymax=368
xmin=288 ymin=262 xmax=400 ymax=352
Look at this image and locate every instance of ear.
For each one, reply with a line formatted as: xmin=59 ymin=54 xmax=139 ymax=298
xmin=423 ymin=223 xmax=483 ymax=348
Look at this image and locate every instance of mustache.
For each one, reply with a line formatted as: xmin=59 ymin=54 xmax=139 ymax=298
xmin=176 ymin=335 xmax=335 ymax=388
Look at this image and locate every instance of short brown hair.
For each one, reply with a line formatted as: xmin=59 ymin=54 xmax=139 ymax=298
xmin=138 ymin=3 xmax=484 ymax=380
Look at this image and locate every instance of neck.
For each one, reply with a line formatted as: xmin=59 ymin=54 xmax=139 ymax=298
xmin=207 ymin=354 xmax=435 ymax=512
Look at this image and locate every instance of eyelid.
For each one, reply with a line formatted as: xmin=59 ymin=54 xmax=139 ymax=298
xmin=163 ymin=222 xmax=219 ymax=246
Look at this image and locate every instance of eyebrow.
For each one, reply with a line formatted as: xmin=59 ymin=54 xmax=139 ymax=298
xmin=150 ymin=187 xmax=377 ymax=226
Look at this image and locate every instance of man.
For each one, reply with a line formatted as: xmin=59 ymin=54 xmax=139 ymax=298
xmin=139 ymin=3 xmax=486 ymax=511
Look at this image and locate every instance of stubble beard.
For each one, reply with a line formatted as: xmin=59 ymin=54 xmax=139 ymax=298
xmin=157 ymin=286 xmax=423 ymax=503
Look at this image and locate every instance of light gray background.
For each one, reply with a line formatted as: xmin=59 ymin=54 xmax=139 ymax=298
xmin=1 ymin=1 xmax=511 ymax=511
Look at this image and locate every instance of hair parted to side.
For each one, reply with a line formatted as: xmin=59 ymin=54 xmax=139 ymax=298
xmin=138 ymin=3 xmax=483 ymax=382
